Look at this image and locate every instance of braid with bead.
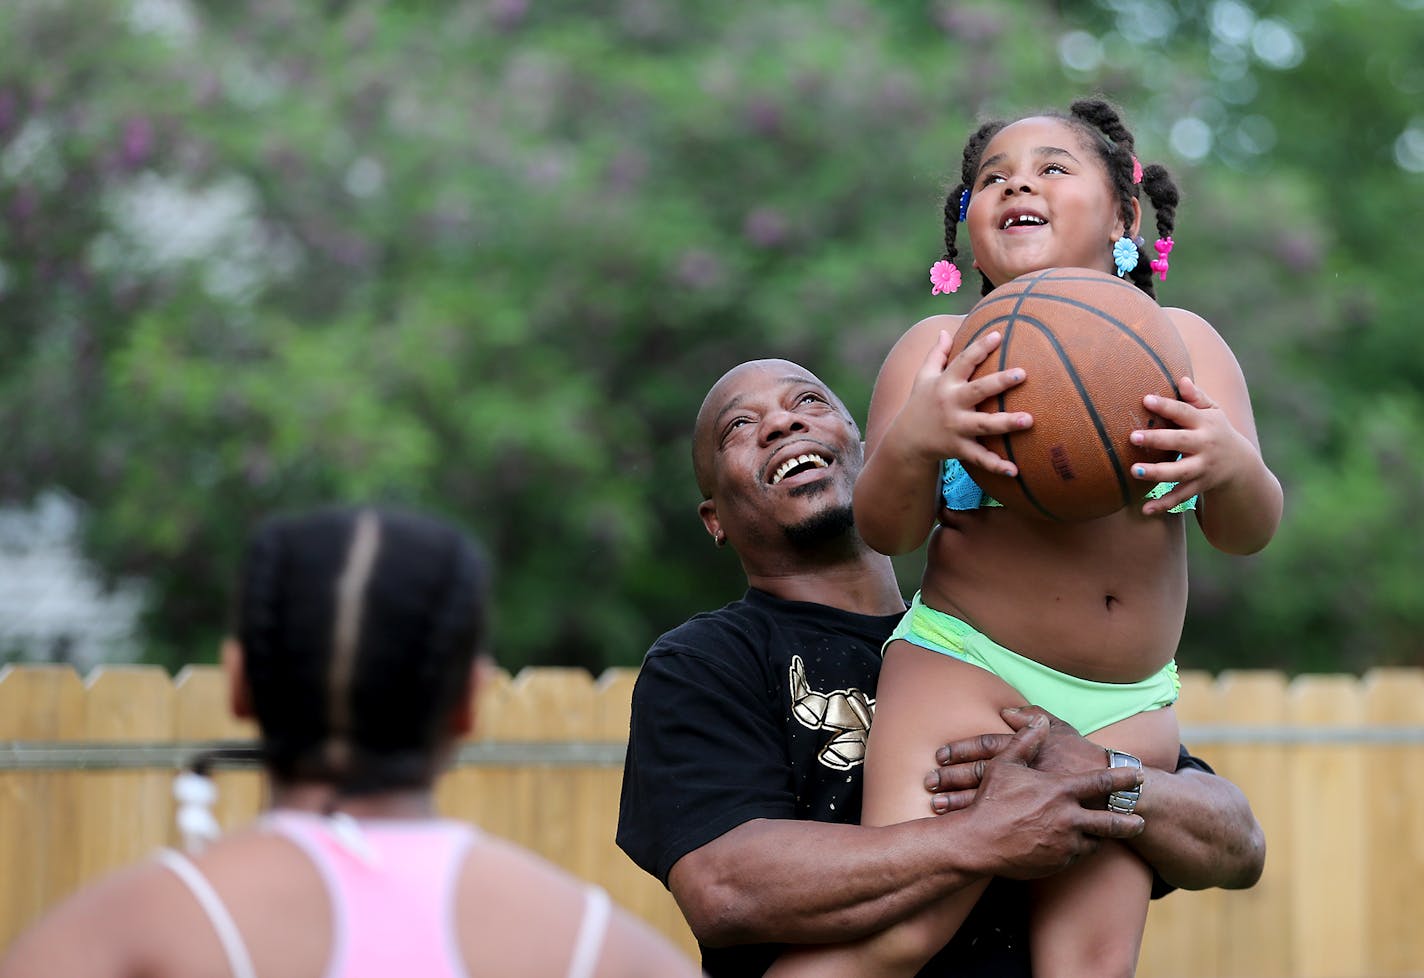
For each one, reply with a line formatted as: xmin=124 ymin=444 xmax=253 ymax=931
xmin=1068 ymin=98 xmax=1181 ymax=298
xmin=941 ymin=119 xmax=1006 ymax=297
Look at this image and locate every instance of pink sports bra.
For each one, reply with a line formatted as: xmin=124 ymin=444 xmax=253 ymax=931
xmin=156 ymin=812 xmax=612 ymax=978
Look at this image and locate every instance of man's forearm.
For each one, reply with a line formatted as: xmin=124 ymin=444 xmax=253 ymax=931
xmin=928 ymin=710 xmax=1266 ymax=892
xmin=670 ymin=721 xmax=1147 ymax=949
xmin=668 ymin=817 xmax=989 ymax=947
xmin=1131 ymin=766 xmax=1265 ymax=890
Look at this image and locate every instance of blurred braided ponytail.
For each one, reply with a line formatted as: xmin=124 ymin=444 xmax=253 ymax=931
xmin=1069 ymin=97 xmax=1181 ymax=298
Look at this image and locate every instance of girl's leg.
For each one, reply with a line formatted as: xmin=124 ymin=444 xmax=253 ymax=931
xmin=1029 ymin=706 xmax=1180 ymax=978
xmin=766 ymin=639 xmax=1027 ymax=978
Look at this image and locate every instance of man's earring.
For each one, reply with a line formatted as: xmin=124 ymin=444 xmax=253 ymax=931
xmin=1112 ymin=236 xmax=1140 ymax=277
xmin=714 ymin=531 xmax=727 ymax=548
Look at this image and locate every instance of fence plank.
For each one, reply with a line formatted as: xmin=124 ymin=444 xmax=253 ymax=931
xmin=1212 ymin=670 xmax=1293 ymax=978
xmin=80 ymin=667 xmax=175 ymax=885
xmin=1289 ymin=675 xmax=1368 ymax=977
xmin=0 ymin=666 xmax=86 ymax=948
xmin=1362 ymin=669 xmax=1424 ymax=978
xmin=1141 ymin=669 xmax=1223 ymax=978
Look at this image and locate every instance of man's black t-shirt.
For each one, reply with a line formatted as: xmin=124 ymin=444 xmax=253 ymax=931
xmin=616 ymin=587 xmax=1203 ymax=977
xmin=615 ymin=588 xmax=1034 ymax=976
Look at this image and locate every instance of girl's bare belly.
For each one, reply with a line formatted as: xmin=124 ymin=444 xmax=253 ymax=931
xmin=922 ymin=506 xmax=1189 ymax=683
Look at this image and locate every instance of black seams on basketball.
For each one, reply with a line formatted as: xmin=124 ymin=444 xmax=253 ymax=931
xmin=947 ymin=267 xmax=1192 ymax=522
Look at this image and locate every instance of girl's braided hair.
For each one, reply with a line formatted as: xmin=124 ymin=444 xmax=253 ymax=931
xmin=939 ymin=97 xmax=1181 ymax=298
xmin=235 ymin=506 xmax=489 ymax=795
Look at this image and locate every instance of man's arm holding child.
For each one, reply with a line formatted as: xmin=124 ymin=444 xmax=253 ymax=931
xmin=927 ymin=705 xmax=1265 ymax=891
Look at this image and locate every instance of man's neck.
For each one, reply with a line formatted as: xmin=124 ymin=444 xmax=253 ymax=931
xmin=744 ymin=549 xmax=905 ymax=617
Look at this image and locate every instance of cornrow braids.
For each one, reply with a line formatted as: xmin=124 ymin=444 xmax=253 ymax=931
xmin=940 ymin=98 xmax=1182 ymax=300
xmin=235 ymin=506 xmax=489 ymax=797
xmin=941 ymin=119 xmax=1006 ymax=298
xmin=237 ymin=514 xmax=322 ymax=784
xmin=341 ymin=509 xmax=488 ymax=795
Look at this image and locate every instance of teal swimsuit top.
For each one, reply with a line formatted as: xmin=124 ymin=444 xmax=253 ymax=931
xmin=940 ymin=458 xmax=1198 ymax=513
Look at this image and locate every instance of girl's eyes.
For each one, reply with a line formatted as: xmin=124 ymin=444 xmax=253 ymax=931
xmin=980 ymin=163 xmax=1070 ymax=187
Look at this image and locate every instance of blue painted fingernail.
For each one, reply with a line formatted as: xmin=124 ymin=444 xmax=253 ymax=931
xmin=1134 ymin=466 xmax=1146 ymax=478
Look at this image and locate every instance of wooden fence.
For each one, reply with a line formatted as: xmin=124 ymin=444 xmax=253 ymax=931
xmin=2 ymin=664 xmax=1423 ymax=977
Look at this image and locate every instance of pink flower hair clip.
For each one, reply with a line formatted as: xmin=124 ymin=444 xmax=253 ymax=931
xmin=929 ymin=260 xmax=961 ymax=295
xmin=1131 ymin=155 xmax=1144 ymax=185
xmin=1150 ymin=236 xmax=1174 ymax=281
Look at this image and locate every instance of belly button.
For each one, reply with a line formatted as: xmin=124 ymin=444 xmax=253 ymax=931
xmin=1104 ymin=593 xmax=1119 ymax=610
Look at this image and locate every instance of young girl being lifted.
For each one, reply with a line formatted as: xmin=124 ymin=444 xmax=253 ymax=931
xmin=768 ymin=97 xmax=1282 ymax=978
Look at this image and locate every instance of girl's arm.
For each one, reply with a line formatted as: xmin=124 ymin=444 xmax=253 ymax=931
xmin=1133 ymin=308 xmax=1283 ymax=555
xmin=854 ymin=317 xmax=1031 ymax=555
xmin=0 ymin=862 xmax=169 ymax=978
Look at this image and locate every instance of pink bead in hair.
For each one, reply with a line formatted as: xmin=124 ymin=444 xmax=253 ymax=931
xmin=1149 ymin=236 xmax=1174 ymax=281
xmin=929 ymin=260 xmax=961 ymax=295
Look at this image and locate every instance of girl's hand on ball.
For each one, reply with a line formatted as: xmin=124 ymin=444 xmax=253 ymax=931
xmin=896 ymin=329 xmax=1031 ymax=476
xmin=1130 ymin=377 xmax=1255 ymax=514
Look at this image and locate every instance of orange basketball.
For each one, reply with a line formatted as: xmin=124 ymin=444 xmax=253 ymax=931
xmin=947 ymin=267 xmax=1192 ymax=522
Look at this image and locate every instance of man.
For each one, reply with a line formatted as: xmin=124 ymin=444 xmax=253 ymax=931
xmin=616 ymin=359 xmax=1265 ymax=976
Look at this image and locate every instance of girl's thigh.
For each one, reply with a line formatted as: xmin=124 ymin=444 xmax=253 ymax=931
xmin=862 ymin=639 xmax=1026 ymax=827
xmin=1090 ymin=705 xmax=1181 ymax=771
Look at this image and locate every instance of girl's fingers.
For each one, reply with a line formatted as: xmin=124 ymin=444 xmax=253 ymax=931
xmin=917 ymin=329 xmax=957 ymax=381
xmin=946 ymin=329 xmax=1004 ymax=381
xmin=1142 ymin=482 xmax=1198 ymax=515
xmin=1176 ymin=376 xmax=1215 ymax=409
xmin=963 ymin=444 xmax=1019 ymax=478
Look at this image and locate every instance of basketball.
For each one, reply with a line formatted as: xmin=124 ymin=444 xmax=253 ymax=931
xmin=947 ymin=267 xmax=1192 ymax=522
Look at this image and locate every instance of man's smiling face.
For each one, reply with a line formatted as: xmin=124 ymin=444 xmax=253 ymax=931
xmin=693 ymin=359 xmax=863 ymax=552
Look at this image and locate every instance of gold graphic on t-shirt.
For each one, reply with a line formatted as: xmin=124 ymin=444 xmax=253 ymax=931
xmin=789 ymin=655 xmax=875 ymax=772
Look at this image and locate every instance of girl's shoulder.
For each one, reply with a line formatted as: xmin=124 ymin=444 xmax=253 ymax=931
xmin=885 ymin=312 xmax=966 ymax=363
xmin=1162 ymin=305 xmax=1225 ymax=347
xmin=905 ymin=311 xmax=967 ymax=339
xmin=1162 ymin=304 xmax=1241 ymax=358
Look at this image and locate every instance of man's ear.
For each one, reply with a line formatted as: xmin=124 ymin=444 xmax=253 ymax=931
xmin=221 ymin=637 xmax=255 ymax=720
xmin=698 ymin=499 xmax=722 ymax=546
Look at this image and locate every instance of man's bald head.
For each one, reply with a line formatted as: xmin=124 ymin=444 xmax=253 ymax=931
xmin=691 ymin=359 xmax=858 ymax=499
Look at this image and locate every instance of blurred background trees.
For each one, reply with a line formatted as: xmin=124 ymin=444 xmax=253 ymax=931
xmin=2 ymin=0 xmax=1420 ymax=674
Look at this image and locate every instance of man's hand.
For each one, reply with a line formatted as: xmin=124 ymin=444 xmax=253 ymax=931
xmin=960 ymin=712 xmax=1144 ymax=880
xmin=927 ymin=707 xmax=1269 ymax=892
xmin=925 ymin=706 xmax=1107 ymax=814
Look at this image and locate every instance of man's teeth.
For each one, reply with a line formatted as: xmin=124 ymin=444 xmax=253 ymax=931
xmin=1001 ymin=215 xmax=1047 ymax=229
xmin=772 ymin=453 xmax=829 ymax=485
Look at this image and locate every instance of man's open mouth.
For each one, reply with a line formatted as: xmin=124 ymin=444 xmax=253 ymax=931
xmin=771 ymin=453 xmax=830 ymax=485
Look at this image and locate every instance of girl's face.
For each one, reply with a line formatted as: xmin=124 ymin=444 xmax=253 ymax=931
xmin=965 ymin=116 xmax=1138 ymax=288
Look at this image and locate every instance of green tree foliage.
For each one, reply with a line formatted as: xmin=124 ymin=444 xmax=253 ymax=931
xmin=1 ymin=0 xmax=1419 ymax=673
